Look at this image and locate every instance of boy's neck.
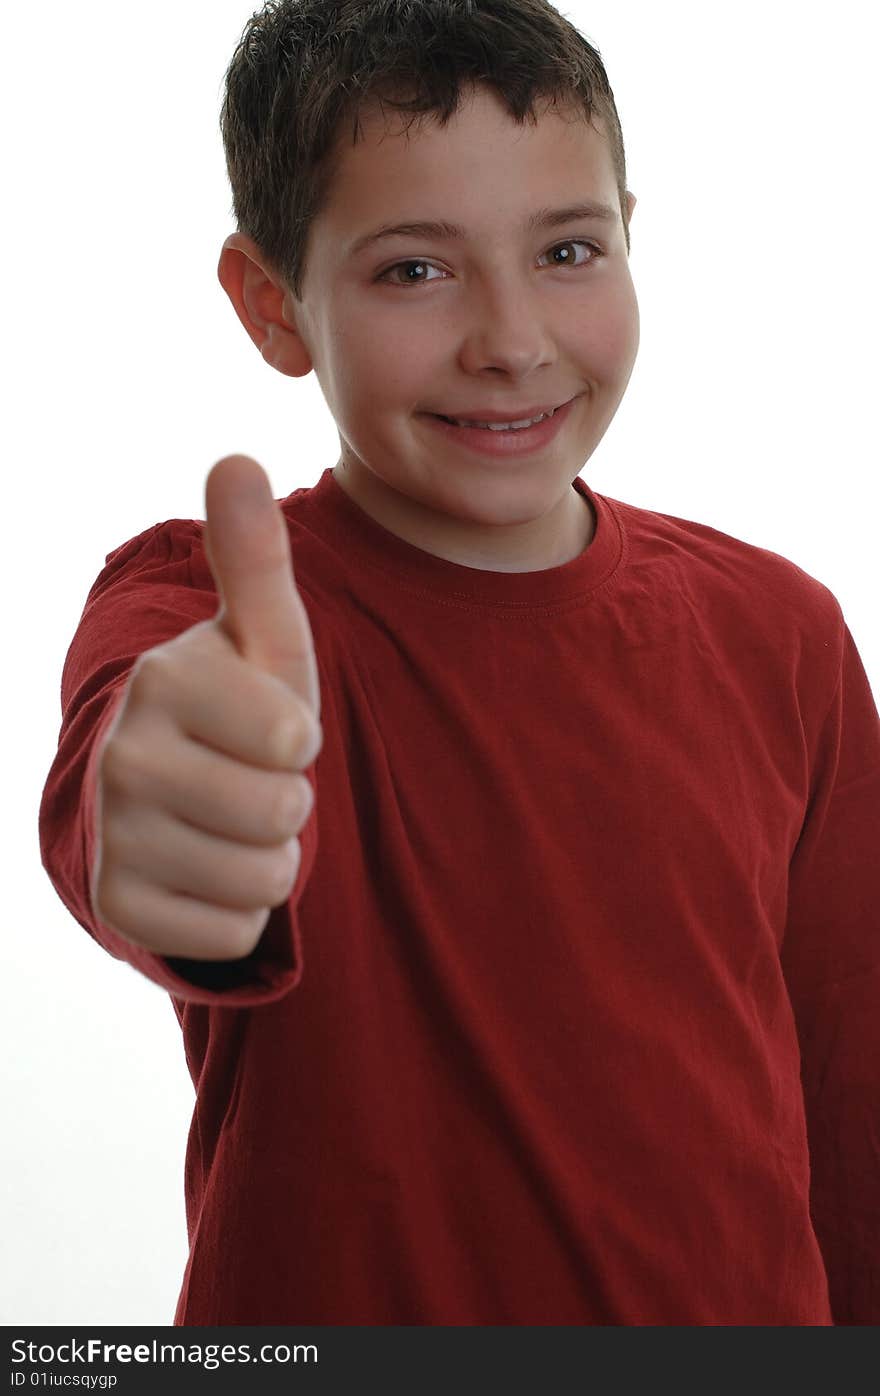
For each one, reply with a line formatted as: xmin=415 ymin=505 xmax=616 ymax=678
xmin=331 ymin=461 xmax=596 ymax=573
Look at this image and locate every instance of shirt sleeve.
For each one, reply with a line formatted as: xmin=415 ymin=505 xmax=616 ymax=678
xmin=38 ymin=519 xmax=320 ymax=1008
xmin=780 ymin=610 xmax=880 ymax=1325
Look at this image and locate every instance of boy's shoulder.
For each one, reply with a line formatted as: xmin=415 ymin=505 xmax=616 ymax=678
xmin=88 ymin=515 xmax=210 ymax=606
xmin=86 ymin=479 xmax=322 ymax=615
xmin=608 ymin=491 xmax=844 ymax=639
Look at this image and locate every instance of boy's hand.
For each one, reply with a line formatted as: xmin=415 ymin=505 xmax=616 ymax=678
xmin=90 ymin=455 xmax=323 ymax=962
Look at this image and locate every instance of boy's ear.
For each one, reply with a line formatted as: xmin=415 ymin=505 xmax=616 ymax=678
xmin=217 ymin=233 xmax=313 ymax=378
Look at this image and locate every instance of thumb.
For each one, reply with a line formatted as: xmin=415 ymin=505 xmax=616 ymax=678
xmin=203 ymin=454 xmax=321 ymax=719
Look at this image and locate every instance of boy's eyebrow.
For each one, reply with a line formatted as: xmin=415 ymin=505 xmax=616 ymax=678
xmin=348 ymin=200 xmax=619 ymax=257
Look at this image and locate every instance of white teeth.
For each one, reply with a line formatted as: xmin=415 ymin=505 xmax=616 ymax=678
xmin=449 ymin=409 xmax=554 ymax=430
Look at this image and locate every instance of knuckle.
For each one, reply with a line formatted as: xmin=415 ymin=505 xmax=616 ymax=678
xmin=293 ymin=773 xmax=315 ymax=821
xmin=272 ymin=775 xmax=314 ymax=837
xmin=92 ymin=871 xmax=130 ymax=934
xmin=271 ymin=707 xmax=323 ymax=768
xmin=130 ymin=647 xmax=170 ymax=701
xmin=269 ymin=837 xmax=301 ymax=903
xmin=270 ymin=781 xmax=294 ymax=838
xmin=98 ymin=811 xmax=136 ymax=870
xmin=97 ymin=734 xmax=126 ymax=792
xmin=309 ymin=721 xmax=324 ymax=766
xmin=227 ymin=908 xmax=270 ymax=960
xmin=269 ymin=713 xmax=300 ymax=766
xmin=99 ymin=733 xmax=149 ymax=798
xmin=270 ymin=789 xmax=295 ymax=840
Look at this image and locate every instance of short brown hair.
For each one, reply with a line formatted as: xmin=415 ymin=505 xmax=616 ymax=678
xmin=220 ymin=0 xmax=631 ymax=301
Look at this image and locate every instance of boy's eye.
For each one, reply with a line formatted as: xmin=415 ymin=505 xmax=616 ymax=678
xmin=375 ymin=239 xmax=603 ymax=287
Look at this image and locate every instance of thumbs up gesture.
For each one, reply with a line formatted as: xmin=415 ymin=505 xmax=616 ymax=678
xmin=91 ymin=456 xmax=323 ymax=962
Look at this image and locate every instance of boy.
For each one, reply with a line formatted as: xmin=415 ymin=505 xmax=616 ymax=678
xmin=39 ymin=0 xmax=879 ymax=1325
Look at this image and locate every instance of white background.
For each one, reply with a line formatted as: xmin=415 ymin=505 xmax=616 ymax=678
xmin=4 ymin=0 xmax=877 ymax=1324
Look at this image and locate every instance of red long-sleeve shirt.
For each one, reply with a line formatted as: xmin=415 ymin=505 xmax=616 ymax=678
xmin=39 ymin=468 xmax=880 ymax=1324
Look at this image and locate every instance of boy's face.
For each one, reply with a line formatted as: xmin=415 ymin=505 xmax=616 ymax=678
xmin=220 ymin=83 xmax=639 ymax=572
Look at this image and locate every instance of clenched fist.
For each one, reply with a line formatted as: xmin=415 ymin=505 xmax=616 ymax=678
xmin=90 ymin=455 xmax=323 ymax=961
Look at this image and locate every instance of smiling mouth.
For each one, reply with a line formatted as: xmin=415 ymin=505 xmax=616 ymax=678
xmin=434 ymin=409 xmax=559 ymax=431
xmin=427 ymin=396 xmax=576 ymax=431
